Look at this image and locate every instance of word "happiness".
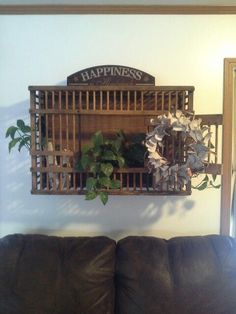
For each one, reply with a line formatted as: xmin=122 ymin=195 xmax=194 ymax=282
xmin=80 ymin=66 xmax=143 ymax=82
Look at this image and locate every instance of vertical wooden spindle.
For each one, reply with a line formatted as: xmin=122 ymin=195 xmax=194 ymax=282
xmin=107 ymin=91 xmax=110 ymax=110
xmin=168 ymin=92 xmax=171 ymax=112
xmin=215 ymin=124 xmax=218 ymax=164
xmin=134 ymin=91 xmax=137 ymax=111
xmin=66 ymin=91 xmax=69 ymax=150
xmin=155 ymin=91 xmax=158 ymax=111
xmin=161 ymin=92 xmax=164 ymax=111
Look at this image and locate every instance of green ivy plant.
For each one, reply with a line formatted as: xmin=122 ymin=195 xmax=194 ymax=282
xmin=122 ymin=132 xmax=146 ymax=168
xmin=192 ymin=173 xmax=221 ymax=190
xmin=5 ymin=119 xmax=31 ymax=152
xmin=77 ymin=131 xmax=125 ymax=205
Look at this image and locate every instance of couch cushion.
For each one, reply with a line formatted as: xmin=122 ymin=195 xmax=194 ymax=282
xmin=0 ymin=234 xmax=116 ymax=314
xmin=116 ymin=235 xmax=236 ymax=314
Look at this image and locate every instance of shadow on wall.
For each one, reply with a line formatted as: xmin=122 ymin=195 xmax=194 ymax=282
xmin=0 ymin=100 xmax=195 ymax=239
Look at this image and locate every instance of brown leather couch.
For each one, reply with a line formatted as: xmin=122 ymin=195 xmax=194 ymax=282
xmin=0 ymin=234 xmax=236 ymax=314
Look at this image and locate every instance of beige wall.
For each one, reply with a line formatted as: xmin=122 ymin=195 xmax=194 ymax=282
xmin=1 ymin=15 xmax=236 ymax=239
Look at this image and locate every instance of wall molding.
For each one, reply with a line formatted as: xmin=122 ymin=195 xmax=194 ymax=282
xmin=1 ymin=5 xmax=236 ymax=15
xmin=221 ymin=58 xmax=236 ymax=235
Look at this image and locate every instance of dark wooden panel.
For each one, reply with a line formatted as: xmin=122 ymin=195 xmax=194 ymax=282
xmin=1 ymin=5 xmax=236 ymax=15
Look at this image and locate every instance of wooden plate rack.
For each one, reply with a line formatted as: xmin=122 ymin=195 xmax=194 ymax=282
xmin=29 ymin=68 xmax=221 ymax=196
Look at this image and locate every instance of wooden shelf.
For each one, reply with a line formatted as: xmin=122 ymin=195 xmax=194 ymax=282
xmin=29 ymin=84 xmax=221 ymax=195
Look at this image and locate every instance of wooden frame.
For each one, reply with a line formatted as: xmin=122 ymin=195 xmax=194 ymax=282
xmin=1 ymin=5 xmax=236 ymax=15
xmin=29 ymin=85 xmax=195 ymax=195
xmin=221 ymin=58 xmax=236 ymax=235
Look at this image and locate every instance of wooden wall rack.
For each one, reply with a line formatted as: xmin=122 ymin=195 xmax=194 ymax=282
xmin=29 ymin=84 xmax=221 ymax=196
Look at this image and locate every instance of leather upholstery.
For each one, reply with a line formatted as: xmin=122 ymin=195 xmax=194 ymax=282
xmin=0 ymin=234 xmax=236 ymax=314
xmin=0 ymin=234 xmax=116 ymax=314
xmin=116 ymin=235 xmax=236 ymax=314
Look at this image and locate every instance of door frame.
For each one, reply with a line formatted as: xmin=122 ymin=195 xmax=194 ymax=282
xmin=221 ymin=58 xmax=236 ymax=235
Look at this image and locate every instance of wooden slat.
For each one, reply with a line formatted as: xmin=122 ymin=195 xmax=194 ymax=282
xmin=31 ymin=149 xmax=74 ymax=156
xmin=205 ymin=164 xmax=222 ymax=175
xmin=59 ymin=91 xmax=62 ymax=151
xmin=31 ymin=189 xmax=191 ymax=196
xmin=141 ymin=91 xmax=144 ymax=111
xmin=161 ymin=92 xmax=165 ymax=111
xmin=99 ymin=91 xmax=103 ymax=110
xmin=72 ymin=91 xmax=76 ymax=152
xmin=66 ymin=91 xmax=69 ymax=149
xmin=154 ymin=91 xmax=158 ymax=111
xmin=175 ymin=91 xmax=178 ymax=111
xmin=86 ymin=91 xmax=89 ymax=110
xmin=188 ymin=90 xmax=194 ymax=111
xmin=52 ymin=91 xmax=55 ymax=148
xmin=114 ymin=91 xmax=116 ymax=110
xmin=93 ymin=91 xmax=96 ymax=111
xmin=139 ymin=172 xmax=143 ymax=191
xmin=195 ymin=114 xmax=223 ymax=125
xmin=120 ymin=91 xmax=123 ymax=111
xmin=29 ymin=85 xmax=195 ymax=92
xmin=168 ymin=91 xmax=171 ymax=111
xmin=107 ymin=91 xmax=109 ymax=110
xmin=2 ymin=5 xmax=236 ymax=15
xmin=30 ymin=91 xmax=37 ymax=192
xmin=215 ymin=124 xmax=218 ymax=164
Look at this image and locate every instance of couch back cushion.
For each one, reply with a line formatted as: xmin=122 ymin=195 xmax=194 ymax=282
xmin=0 ymin=234 xmax=116 ymax=314
xmin=116 ymin=235 xmax=236 ymax=314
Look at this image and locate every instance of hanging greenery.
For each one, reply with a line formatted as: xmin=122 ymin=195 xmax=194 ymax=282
xmin=77 ymin=131 xmax=125 ymax=205
xmin=5 ymin=120 xmax=31 ymax=152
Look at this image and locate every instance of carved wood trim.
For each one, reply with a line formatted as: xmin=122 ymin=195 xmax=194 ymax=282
xmin=221 ymin=58 xmax=236 ymax=235
xmin=1 ymin=5 xmax=236 ymax=15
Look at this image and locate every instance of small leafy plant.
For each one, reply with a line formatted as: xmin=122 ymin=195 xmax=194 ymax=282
xmin=78 ymin=131 xmax=125 ymax=205
xmin=6 ymin=119 xmax=31 ymax=152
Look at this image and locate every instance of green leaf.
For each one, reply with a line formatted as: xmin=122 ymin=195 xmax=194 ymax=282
xmin=110 ymin=179 xmax=121 ymax=189
xmin=212 ymin=174 xmax=217 ymax=182
xmin=202 ymin=175 xmax=209 ymax=182
xmin=21 ymin=125 xmax=31 ymax=133
xmin=99 ymin=176 xmax=111 ymax=188
xmin=117 ymin=156 xmax=125 ymax=168
xmin=113 ymin=137 xmax=123 ymax=151
xmin=82 ymin=144 xmax=91 ymax=154
xmin=92 ymin=131 xmax=103 ymax=147
xmin=5 ymin=126 xmax=18 ymax=139
xmin=102 ymin=150 xmax=116 ymax=160
xmin=81 ymin=154 xmax=91 ymax=169
xmin=90 ymin=162 xmax=99 ymax=175
xmin=18 ymin=137 xmax=30 ymax=151
xmin=8 ymin=138 xmax=21 ymax=153
xmin=196 ymin=181 xmax=208 ymax=191
xmin=99 ymin=191 xmax=108 ymax=205
xmin=77 ymin=160 xmax=84 ymax=172
xmin=209 ymin=142 xmax=215 ymax=149
xmin=210 ymin=181 xmax=221 ymax=189
xmin=86 ymin=177 xmax=97 ymax=190
xmin=101 ymin=163 xmax=113 ymax=177
xmin=93 ymin=145 xmax=101 ymax=157
xmin=85 ymin=191 xmax=98 ymax=200
xmin=16 ymin=119 xmax=25 ymax=131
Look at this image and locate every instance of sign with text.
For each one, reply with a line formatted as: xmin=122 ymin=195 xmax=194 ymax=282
xmin=67 ymin=65 xmax=155 ymax=86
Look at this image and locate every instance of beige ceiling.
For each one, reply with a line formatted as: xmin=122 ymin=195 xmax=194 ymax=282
xmin=1 ymin=0 xmax=236 ymax=4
